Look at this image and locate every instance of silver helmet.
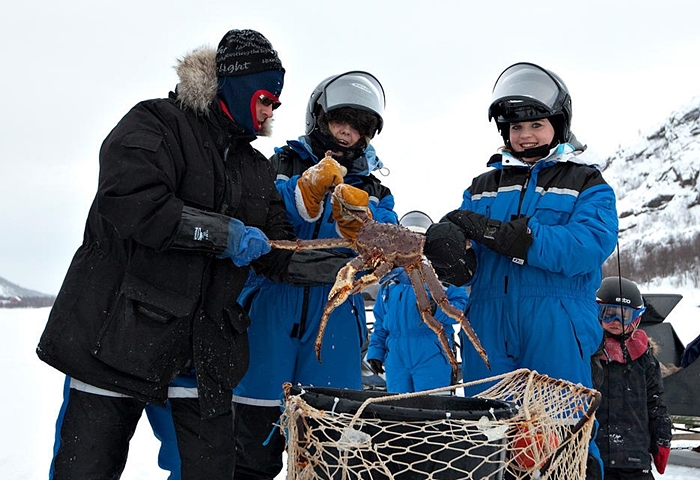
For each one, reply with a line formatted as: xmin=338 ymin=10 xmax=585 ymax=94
xmin=305 ymin=71 xmax=385 ymax=138
xmin=488 ymin=62 xmax=572 ymax=144
xmin=399 ymin=210 xmax=434 ymax=234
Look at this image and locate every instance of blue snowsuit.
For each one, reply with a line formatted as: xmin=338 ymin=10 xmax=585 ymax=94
xmin=234 ymin=137 xmax=397 ymax=402
xmin=457 ymin=143 xmax=618 ymax=395
xmin=234 ymin=136 xmax=398 ymax=480
xmin=454 ymin=143 xmax=617 ymax=479
xmin=231 ymin=137 xmax=397 ymax=479
xmin=368 ymin=281 xmax=469 ymax=393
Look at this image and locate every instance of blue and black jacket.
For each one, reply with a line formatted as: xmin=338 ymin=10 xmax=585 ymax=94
xmin=458 ymin=143 xmax=619 ymax=392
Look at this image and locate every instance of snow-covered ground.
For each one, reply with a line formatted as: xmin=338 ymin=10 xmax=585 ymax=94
xmin=3 ymin=305 xmax=699 ymax=479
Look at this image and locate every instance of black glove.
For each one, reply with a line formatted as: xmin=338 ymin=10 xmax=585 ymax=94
xmin=368 ymin=358 xmax=384 ymax=375
xmin=424 ymin=222 xmax=476 ymax=287
xmin=443 ymin=209 xmax=532 ymax=263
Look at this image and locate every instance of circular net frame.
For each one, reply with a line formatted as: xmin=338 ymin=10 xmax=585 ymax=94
xmin=280 ymin=369 xmax=601 ymax=479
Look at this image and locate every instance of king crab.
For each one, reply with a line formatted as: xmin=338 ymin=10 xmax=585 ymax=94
xmin=268 ymin=177 xmax=490 ymax=373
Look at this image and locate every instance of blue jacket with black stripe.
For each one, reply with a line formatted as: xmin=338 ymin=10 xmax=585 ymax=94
xmin=457 ymin=143 xmax=618 ymax=394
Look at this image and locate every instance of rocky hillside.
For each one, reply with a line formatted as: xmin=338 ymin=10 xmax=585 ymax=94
xmin=602 ymin=96 xmax=700 ymax=284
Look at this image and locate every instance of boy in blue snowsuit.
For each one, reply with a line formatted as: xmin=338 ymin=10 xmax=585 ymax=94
xmin=367 ymin=211 xmax=469 ymax=393
xmin=232 ymin=71 xmax=398 ymax=480
xmin=424 ymin=62 xmax=618 ymax=479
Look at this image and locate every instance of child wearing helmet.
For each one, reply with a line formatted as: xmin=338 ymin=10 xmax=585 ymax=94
xmin=366 ymin=211 xmax=469 ymax=393
xmin=593 ymin=277 xmax=673 ymax=479
xmin=231 ymin=71 xmax=398 ymax=479
xmin=423 ymin=62 xmax=619 ymax=479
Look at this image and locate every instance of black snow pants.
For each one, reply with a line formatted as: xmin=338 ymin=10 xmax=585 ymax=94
xmin=232 ymin=402 xmax=286 ymax=480
xmin=51 ymin=388 xmax=235 ymax=480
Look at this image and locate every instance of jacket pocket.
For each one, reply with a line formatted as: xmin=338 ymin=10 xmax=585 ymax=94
xmin=533 ymin=193 xmax=574 ymax=225
xmin=93 ymin=273 xmax=197 ymax=383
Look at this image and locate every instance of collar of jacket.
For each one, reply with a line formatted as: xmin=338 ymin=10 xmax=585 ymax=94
xmin=285 ymin=136 xmax=383 ymax=176
xmin=488 ymin=142 xmax=603 ymax=171
xmin=601 ymin=329 xmax=649 ymax=363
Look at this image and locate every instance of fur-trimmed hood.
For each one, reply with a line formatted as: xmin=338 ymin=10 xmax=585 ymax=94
xmin=174 ymin=47 xmax=219 ymax=115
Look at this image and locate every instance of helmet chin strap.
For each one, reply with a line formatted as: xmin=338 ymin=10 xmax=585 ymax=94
xmin=309 ymin=129 xmax=367 ymax=166
xmin=509 ymin=141 xmax=557 ymax=160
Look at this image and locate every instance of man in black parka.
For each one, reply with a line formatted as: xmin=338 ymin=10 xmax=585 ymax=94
xmin=37 ymin=29 xmax=351 ymax=480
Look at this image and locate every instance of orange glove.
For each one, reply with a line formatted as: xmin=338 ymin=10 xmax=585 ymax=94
xmin=331 ymin=183 xmax=372 ymax=239
xmin=296 ymin=156 xmax=345 ymax=220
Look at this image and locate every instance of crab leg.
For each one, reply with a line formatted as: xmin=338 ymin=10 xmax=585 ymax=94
xmin=314 ymin=256 xmax=366 ymax=362
xmin=420 ymin=261 xmax=491 ymax=370
xmin=406 ymin=267 xmax=459 ymax=373
xmin=268 ymin=238 xmax=354 ymax=250
xmin=351 ymin=260 xmax=393 ymax=295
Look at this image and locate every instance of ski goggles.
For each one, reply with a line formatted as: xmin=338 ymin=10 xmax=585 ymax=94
xmin=598 ymin=304 xmax=646 ymax=326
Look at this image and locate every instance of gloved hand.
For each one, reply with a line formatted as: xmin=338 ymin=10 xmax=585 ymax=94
xmin=382 ymin=267 xmax=412 ymax=285
xmin=297 ymin=156 xmax=345 ymax=220
xmin=652 ymin=444 xmax=670 ymax=474
xmin=331 ymin=184 xmax=372 ymax=239
xmin=368 ymin=358 xmax=384 ymax=375
xmin=424 ymin=222 xmax=476 ymax=286
xmin=443 ymin=209 xmax=532 ymax=263
xmin=217 ymin=218 xmax=271 ymax=267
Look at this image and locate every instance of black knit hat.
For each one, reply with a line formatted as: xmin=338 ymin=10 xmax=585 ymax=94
xmin=216 ymin=29 xmax=284 ymax=77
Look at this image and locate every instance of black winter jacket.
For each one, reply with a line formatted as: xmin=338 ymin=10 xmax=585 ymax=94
xmin=594 ymin=337 xmax=673 ymax=470
xmin=36 ymin=47 xmax=347 ymax=418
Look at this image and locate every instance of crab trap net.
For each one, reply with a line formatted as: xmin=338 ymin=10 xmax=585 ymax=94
xmin=280 ymin=368 xmax=601 ymax=479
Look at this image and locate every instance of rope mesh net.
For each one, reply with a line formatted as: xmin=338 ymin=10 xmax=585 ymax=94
xmin=280 ymin=369 xmax=600 ymax=479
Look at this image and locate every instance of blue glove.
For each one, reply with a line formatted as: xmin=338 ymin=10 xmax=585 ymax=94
xmin=382 ymin=267 xmax=412 ymax=285
xmin=218 ymin=218 xmax=271 ymax=267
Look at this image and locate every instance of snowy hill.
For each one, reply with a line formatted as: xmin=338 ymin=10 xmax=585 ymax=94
xmin=0 ymin=276 xmax=55 ymax=308
xmin=602 ymin=96 xmax=700 ymax=287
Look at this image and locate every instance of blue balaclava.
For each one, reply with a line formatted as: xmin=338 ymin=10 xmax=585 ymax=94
xmin=216 ymin=29 xmax=285 ymax=135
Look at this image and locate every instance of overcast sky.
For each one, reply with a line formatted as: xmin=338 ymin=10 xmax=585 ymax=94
xmin=3 ymin=0 xmax=700 ymax=294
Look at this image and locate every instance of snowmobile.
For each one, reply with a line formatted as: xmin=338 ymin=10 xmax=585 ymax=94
xmin=638 ymin=293 xmax=700 ymax=421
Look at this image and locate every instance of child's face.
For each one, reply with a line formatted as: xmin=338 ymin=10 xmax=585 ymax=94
xmin=599 ymin=305 xmax=638 ymax=335
xmin=328 ymin=120 xmax=362 ymax=149
xmin=601 ymin=318 xmax=624 ymax=336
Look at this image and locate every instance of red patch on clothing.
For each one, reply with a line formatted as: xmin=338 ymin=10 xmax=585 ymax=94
xmin=600 ymin=329 xmax=648 ymax=363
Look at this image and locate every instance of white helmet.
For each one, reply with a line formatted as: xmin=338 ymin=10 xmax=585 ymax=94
xmin=305 ymin=71 xmax=385 ymax=138
xmin=400 ymin=211 xmax=433 ymax=234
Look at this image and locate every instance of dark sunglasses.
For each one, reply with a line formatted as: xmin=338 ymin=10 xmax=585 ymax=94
xmin=258 ymin=94 xmax=281 ymax=110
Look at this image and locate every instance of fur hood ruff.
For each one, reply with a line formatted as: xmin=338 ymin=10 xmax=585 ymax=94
xmin=175 ymin=47 xmax=218 ymax=115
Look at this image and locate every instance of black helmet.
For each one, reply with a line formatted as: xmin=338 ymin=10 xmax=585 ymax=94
xmin=305 ymin=71 xmax=385 ymax=138
xmin=596 ymin=277 xmax=644 ymax=309
xmin=399 ymin=211 xmax=433 ymax=234
xmin=488 ymin=62 xmax=572 ymax=146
